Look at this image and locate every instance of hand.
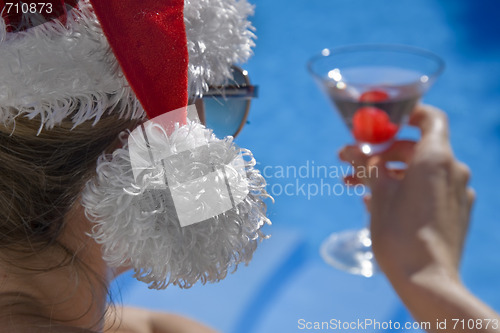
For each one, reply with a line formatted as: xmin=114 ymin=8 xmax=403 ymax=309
xmin=339 ymin=105 xmax=475 ymax=284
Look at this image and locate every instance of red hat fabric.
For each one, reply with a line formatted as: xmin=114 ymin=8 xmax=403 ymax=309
xmin=88 ymin=0 xmax=189 ymax=121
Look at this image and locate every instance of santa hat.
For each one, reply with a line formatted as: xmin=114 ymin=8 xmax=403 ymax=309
xmin=0 ymin=0 xmax=271 ymax=289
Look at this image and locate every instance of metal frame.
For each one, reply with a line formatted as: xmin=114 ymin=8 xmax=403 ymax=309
xmin=194 ymin=65 xmax=257 ymax=138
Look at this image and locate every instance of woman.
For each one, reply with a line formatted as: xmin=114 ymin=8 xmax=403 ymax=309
xmin=341 ymin=105 xmax=500 ymax=333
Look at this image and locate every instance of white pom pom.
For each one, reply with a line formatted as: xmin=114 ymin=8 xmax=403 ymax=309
xmin=82 ymin=121 xmax=271 ymax=289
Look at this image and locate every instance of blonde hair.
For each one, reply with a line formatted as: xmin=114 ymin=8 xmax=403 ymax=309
xmin=0 ymin=113 xmax=138 ymax=258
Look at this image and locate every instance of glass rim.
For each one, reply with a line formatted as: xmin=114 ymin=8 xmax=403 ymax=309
xmin=307 ymin=43 xmax=445 ymax=86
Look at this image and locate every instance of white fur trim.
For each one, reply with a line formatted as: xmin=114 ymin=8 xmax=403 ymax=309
xmin=82 ymin=121 xmax=271 ymax=289
xmin=0 ymin=1 xmax=143 ymax=130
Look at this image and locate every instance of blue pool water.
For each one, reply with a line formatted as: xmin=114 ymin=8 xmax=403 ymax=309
xmin=116 ymin=0 xmax=500 ymax=332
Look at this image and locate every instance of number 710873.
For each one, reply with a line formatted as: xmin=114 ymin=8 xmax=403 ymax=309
xmin=452 ymin=319 xmax=499 ymax=330
xmin=4 ymin=2 xmax=53 ymax=15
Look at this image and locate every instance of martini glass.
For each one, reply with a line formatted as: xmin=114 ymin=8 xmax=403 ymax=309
xmin=308 ymin=44 xmax=444 ymax=277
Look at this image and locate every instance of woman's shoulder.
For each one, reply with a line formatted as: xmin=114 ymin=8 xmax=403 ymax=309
xmin=2 ymin=327 xmax=99 ymax=333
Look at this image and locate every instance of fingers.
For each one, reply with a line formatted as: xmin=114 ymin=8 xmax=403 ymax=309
xmin=407 ymin=105 xmax=455 ymax=171
xmin=455 ymin=161 xmax=471 ymax=186
xmin=467 ymin=187 xmax=475 ymax=205
xmin=466 ymin=188 xmax=476 ymax=214
xmin=340 ymin=140 xmax=415 ymax=166
xmin=340 ymin=141 xmax=417 ymax=186
xmin=456 ymin=187 xmax=475 ymax=259
xmin=365 ymin=155 xmax=398 ymax=191
xmin=409 ymin=104 xmax=450 ymax=144
xmin=455 ymin=162 xmax=474 ymax=217
xmin=343 ymin=175 xmax=363 ymax=186
xmin=379 ymin=140 xmax=416 ymax=164
xmin=363 ymin=194 xmax=372 ymax=213
xmin=339 ymin=146 xmax=384 ymax=188
xmin=339 ymin=145 xmax=368 ymax=167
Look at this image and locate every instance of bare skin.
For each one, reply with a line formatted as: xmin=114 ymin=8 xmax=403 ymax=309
xmin=340 ymin=105 xmax=500 ymax=332
xmin=104 ymin=307 xmax=218 ymax=333
xmin=0 ymin=204 xmax=218 ymax=333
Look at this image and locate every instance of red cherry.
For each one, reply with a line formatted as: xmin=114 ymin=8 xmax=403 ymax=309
xmin=359 ymin=90 xmax=389 ymax=103
xmin=352 ymin=107 xmax=398 ymax=144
